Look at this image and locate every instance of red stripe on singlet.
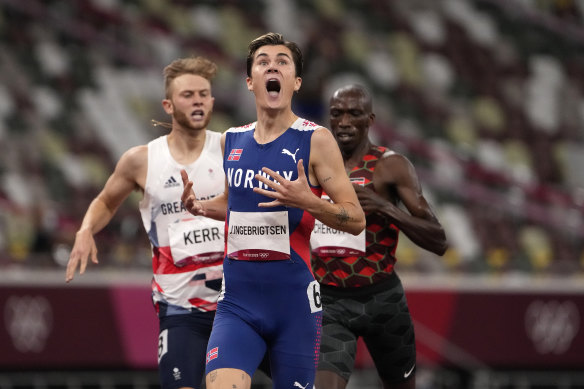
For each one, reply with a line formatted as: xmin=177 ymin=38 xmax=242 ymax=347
xmin=152 ymin=246 xmax=223 ymax=275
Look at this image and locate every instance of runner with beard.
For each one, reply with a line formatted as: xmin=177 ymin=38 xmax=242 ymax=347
xmin=66 ymin=56 xmax=226 ymax=389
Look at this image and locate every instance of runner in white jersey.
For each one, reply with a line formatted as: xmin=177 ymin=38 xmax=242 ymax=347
xmin=141 ymin=131 xmax=224 ymax=316
xmin=65 ymin=57 xmax=226 ymax=389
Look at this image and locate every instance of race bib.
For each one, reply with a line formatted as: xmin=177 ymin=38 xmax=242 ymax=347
xmin=307 ymin=280 xmax=322 ymax=313
xmin=158 ymin=329 xmax=168 ymax=363
xmin=310 ymin=220 xmax=366 ymax=257
xmin=310 ymin=180 xmax=366 ymax=257
xmin=227 ymin=210 xmax=290 ymax=261
xmin=168 ymin=217 xmax=225 ymax=266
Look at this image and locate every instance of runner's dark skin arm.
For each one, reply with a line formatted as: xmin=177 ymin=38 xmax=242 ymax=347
xmin=355 ymin=152 xmax=447 ymax=256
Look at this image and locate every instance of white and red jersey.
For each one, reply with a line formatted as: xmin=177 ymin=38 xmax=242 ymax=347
xmin=139 ymin=131 xmax=225 ymax=316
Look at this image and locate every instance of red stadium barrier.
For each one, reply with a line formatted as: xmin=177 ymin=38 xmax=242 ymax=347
xmin=0 ymin=272 xmax=582 ymax=370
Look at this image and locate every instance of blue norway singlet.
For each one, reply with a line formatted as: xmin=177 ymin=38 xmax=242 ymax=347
xmin=204 ymin=118 xmax=323 ymax=387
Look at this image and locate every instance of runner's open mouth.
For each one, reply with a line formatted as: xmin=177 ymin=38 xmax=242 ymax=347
xmin=266 ymin=79 xmax=281 ymax=95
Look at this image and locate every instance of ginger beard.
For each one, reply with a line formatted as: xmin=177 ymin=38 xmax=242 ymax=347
xmin=172 ymin=104 xmax=212 ymax=132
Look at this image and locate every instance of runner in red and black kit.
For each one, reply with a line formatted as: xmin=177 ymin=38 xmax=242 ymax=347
xmin=311 ymin=84 xmax=448 ymax=389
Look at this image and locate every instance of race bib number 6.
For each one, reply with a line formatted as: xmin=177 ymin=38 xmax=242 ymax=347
xmin=307 ymin=280 xmax=322 ymax=313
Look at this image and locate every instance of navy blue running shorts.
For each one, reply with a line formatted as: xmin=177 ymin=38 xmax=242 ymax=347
xmin=158 ymin=311 xmax=214 ymax=389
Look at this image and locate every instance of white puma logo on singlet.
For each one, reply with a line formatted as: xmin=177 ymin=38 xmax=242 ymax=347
xmin=293 ymin=382 xmax=309 ymax=389
xmin=282 ymin=148 xmax=300 ymax=163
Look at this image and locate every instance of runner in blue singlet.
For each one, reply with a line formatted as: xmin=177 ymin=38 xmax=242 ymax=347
xmin=179 ymin=33 xmax=366 ymax=389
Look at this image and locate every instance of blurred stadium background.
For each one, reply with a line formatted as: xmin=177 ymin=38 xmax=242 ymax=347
xmin=1 ymin=0 xmax=584 ymax=388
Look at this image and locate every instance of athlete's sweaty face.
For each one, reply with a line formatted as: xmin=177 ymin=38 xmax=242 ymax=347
xmin=246 ymin=44 xmax=301 ymax=110
xmin=166 ymin=74 xmax=214 ymax=132
xmin=329 ymin=89 xmax=373 ymax=155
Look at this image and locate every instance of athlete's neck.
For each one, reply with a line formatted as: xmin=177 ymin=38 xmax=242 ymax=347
xmin=343 ymin=138 xmax=372 ymax=171
xmin=167 ymin=128 xmax=207 ymax=165
xmin=254 ymin=111 xmax=298 ymax=144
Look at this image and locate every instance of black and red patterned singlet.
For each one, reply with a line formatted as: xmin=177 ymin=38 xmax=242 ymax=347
xmin=311 ymin=145 xmax=399 ymax=288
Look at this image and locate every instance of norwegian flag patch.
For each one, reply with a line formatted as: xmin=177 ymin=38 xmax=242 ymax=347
xmin=206 ymin=347 xmax=219 ymax=364
xmin=228 ymin=149 xmax=243 ymax=161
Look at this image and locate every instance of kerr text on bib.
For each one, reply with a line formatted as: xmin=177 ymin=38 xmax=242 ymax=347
xmin=168 ymin=217 xmax=225 ymax=266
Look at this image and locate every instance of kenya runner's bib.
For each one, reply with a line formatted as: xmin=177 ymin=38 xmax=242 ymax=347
xmin=310 ymin=178 xmax=366 ymax=257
